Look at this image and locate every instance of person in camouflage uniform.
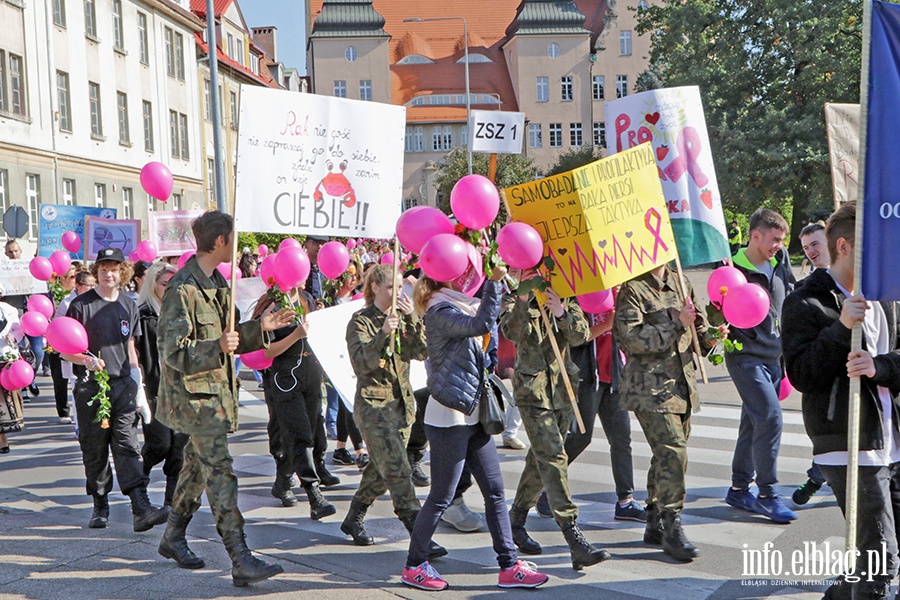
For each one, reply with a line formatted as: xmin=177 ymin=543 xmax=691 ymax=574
xmin=613 ymin=262 xmax=718 ymax=562
xmin=155 ymin=211 xmax=293 ymax=587
xmin=340 ymin=264 xmax=445 ymax=559
xmin=500 ymin=274 xmax=611 ymax=570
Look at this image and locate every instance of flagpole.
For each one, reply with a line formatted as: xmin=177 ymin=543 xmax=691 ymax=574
xmin=845 ymin=0 xmax=873 ymax=564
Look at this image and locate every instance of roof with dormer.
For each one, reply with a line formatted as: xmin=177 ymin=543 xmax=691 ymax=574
xmin=507 ymin=0 xmax=591 ymax=36
xmin=309 ymin=0 xmax=389 ymax=39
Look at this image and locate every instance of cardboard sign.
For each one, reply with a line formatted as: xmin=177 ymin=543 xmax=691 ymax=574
xmin=38 ymin=205 xmax=115 ymax=259
xmin=234 ymin=86 xmax=405 ymax=239
xmin=84 ymin=216 xmax=140 ymax=260
xmin=0 ymin=259 xmax=49 ymax=297
xmin=469 ymin=110 xmax=526 ymax=154
xmin=825 ymin=103 xmax=860 ymax=209
xmin=148 ymin=210 xmax=202 ymax=257
xmin=503 ymin=143 xmax=677 ymax=297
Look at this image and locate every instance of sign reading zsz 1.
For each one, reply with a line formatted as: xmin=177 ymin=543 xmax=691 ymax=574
xmin=469 ymin=110 xmax=526 ymax=154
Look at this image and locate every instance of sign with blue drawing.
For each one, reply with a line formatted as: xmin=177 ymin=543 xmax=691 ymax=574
xmin=38 ymin=205 xmax=116 ymax=259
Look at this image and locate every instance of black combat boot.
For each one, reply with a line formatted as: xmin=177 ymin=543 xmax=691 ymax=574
xmin=303 ymin=483 xmax=336 ymax=520
xmin=561 ymin=521 xmax=611 ymax=570
xmin=643 ymin=504 xmax=663 ymax=545
xmin=221 ymin=529 xmax=284 ymax=587
xmin=400 ymin=512 xmax=447 ymax=560
xmin=164 ymin=476 xmax=178 ymax=507
xmin=341 ymin=499 xmax=375 ymax=546
xmin=270 ymin=474 xmax=299 ymax=507
xmin=410 ymin=461 xmax=431 ymax=487
xmin=89 ymin=494 xmax=109 ymax=529
xmin=129 ymin=486 xmax=170 ymax=532
xmin=661 ymin=512 xmax=700 ymax=562
xmin=158 ymin=512 xmax=205 ymax=569
xmin=508 ymin=504 xmax=542 ymax=555
xmin=316 ymin=460 xmax=341 ymax=488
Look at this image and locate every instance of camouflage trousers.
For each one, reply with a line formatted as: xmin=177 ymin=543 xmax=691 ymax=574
xmin=513 ymin=404 xmax=578 ymax=526
xmin=634 ymin=410 xmax=691 ymax=516
xmin=353 ymin=419 xmax=420 ymax=519
xmin=170 ymin=432 xmax=244 ymax=536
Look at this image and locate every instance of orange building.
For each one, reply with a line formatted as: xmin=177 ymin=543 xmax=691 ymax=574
xmin=307 ymin=0 xmax=653 ymax=208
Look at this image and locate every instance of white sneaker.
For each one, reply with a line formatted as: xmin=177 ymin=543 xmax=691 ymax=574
xmin=59 ymin=416 xmax=74 ymax=424
xmin=503 ymin=436 xmax=526 ymax=450
xmin=440 ymin=497 xmax=484 ymax=532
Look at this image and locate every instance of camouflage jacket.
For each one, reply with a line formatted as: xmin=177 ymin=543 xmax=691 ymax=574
xmin=345 ymin=304 xmax=427 ymax=428
xmin=500 ymin=294 xmax=590 ymax=410
xmin=613 ymin=266 xmax=714 ymax=414
xmin=156 ymin=256 xmax=267 ymax=435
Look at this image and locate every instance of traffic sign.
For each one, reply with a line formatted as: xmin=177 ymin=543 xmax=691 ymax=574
xmin=469 ymin=110 xmax=525 ymax=154
xmin=2 ymin=206 xmax=29 ymax=239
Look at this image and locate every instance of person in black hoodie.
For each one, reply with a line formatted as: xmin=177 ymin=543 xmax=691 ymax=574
xmin=724 ymin=208 xmax=797 ymax=523
xmin=783 ymin=202 xmax=900 ymax=600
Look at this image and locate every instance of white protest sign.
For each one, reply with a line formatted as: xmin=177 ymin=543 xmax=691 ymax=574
xmin=234 ymin=86 xmax=405 ymax=239
xmin=824 ymin=103 xmax=860 ymax=209
xmin=234 ymin=277 xmax=268 ymax=322
xmin=305 ymin=299 xmax=426 ymax=412
xmin=0 ymin=259 xmax=49 ymax=296
xmin=469 ymin=110 xmax=526 ymax=154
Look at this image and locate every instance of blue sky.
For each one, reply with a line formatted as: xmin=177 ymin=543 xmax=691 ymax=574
xmin=239 ymin=0 xmax=307 ymax=75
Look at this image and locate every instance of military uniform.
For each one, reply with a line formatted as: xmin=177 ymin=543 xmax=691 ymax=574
xmin=500 ymin=294 xmax=590 ymax=525
xmin=156 ymin=256 xmax=267 ymax=536
xmin=345 ymin=304 xmax=427 ymax=518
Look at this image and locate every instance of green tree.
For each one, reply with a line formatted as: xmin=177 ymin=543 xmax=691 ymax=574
xmin=636 ymin=0 xmax=866 ymax=252
xmin=434 ymin=147 xmax=537 ymax=220
xmin=544 ymin=147 xmax=603 ymax=177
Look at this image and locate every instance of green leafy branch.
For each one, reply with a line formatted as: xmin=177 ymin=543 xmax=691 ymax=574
xmin=705 ymin=303 xmax=742 ymax=366
xmin=86 ymin=361 xmax=111 ymax=428
xmin=49 ymin=280 xmax=68 ymax=307
xmin=267 ymin=285 xmax=305 ymax=323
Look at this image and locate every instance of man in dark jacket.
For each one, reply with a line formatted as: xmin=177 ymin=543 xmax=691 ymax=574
xmin=783 ymin=202 xmax=900 ymax=600
xmin=724 ymin=208 xmax=797 ymax=523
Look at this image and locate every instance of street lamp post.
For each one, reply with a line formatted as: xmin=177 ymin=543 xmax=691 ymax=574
xmin=404 ymin=16 xmax=472 ymax=175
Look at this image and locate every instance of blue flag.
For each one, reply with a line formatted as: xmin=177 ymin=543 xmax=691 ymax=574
xmin=861 ymin=0 xmax=900 ymax=300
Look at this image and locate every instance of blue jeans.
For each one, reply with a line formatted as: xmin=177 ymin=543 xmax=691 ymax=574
xmin=726 ymin=358 xmax=783 ymax=497
xmin=24 ymin=334 xmax=44 ymax=377
xmin=407 ymin=423 xmax=517 ymax=569
xmin=324 ymin=379 xmax=339 ymax=429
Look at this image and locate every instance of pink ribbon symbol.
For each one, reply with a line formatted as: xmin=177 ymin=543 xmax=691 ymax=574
xmin=644 ymin=207 xmax=670 ymax=260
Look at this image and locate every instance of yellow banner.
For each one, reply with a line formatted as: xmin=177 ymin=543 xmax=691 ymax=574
xmin=503 ymin=143 xmax=677 ymax=297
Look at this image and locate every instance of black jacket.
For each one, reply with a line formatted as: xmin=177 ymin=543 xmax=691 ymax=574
xmin=136 ymin=302 xmax=161 ymax=399
xmin=782 ymin=268 xmax=900 ymax=455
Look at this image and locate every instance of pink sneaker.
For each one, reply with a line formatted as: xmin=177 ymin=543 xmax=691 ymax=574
xmin=401 ymin=561 xmax=448 ymax=591
xmin=498 ymin=560 xmax=549 ymax=588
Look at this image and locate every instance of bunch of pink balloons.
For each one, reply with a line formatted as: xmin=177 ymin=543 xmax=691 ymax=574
xmin=577 ymin=290 xmax=615 ymax=314
xmin=46 ymin=317 xmax=89 ymax=354
xmin=140 ymin=161 xmax=173 ymax=202
xmin=136 ymin=240 xmax=158 ymax=262
xmin=396 ymin=206 xmax=455 ymax=254
xmin=274 ymin=247 xmax=310 ymax=289
xmin=240 ymin=349 xmax=273 ymax=371
xmin=497 ymin=222 xmax=544 ymax=269
xmin=61 ymin=231 xmax=81 ymax=253
xmin=722 ymin=282 xmax=770 ymax=329
xmin=27 ymin=295 xmax=54 ymax=318
xmin=707 ymin=266 xmax=747 ymax=306
xmin=29 ymin=257 xmax=54 ymax=281
xmin=318 ymin=241 xmax=350 ymax=279
xmin=450 ymin=174 xmax=501 ymax=230
xmin=1 ymin=359 xmax=34 ymax=390
xmin=419 ymin=234 xmax=470 ymax=282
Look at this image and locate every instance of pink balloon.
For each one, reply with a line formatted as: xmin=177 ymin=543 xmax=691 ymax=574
xmin=46 ymin=317 xmax=90 ymax=354
xmin=274 ymin=248 xmax=311 ymax=290
xmin=129 ymin=251 xmax=141 ymax=262
xmin=140 ymin=161 xmax=174 ymax=202
xmin=61 ymin=231 xmax=82 ymax=253
xmin=5 ymin=360 xmax=34 ymax=390
xmin=177 ymin=251 xmax=196 ymax=270
xmin=380 ymin=252 xmax=395 ymax=265
xmin=259 ymin=252 xmax=278 ymax=288
xmin=217 ymin=263 xmax=241 ymax=280
xmin=240 ymin=349 xmax=273 ymax=371
xmin=722 ymin=283 xmax=770 ymax=329
xmin=707 ymin=266 xmax=747 ymax=306
xmin=49 ymin=250 xmax=72 ymax=277
xmin=27 ymin=295 xmax=55 ymax=319
xmin=279 ymin=238 xmax=301 ymax=252
xmin=419 ymin=234 xmax=469 ymax=282
xmin=450 ymin=174 xmax=501 ymax=230
xmin=137 ymin=240 xmax=158 ymax=262
xmin=497 ymin=222 xmax=544 ymax=269
xmin=20 ymin=311 xmax=49 ymax=337
xmin=318 ymin=241 xmax=351 ymax=279
xmin=29 ymin=257 xmax=54 ymax=281
xmin=396 ymin=206 xmax=455 ymax=254
xmin=351 ymin=292 xmax=364 ymax=301
xmin=578 ymin=290 xmax=615 ymax=314
xmin=257 ymin=244 xmax=269 ymax=258
xmin=346 ymin=239 xmax=357 ymax=250
xmin=779 ymin=375 xmax=794 ymax=401
xmin=0 ymin=368 xmax=12 ymax=391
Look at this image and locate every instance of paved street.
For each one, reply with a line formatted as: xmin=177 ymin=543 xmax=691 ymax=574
xmin=0 ymin=269 xmax=861 ymax=599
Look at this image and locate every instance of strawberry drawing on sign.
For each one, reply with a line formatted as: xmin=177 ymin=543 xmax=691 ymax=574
xmin=313 ymin=160 xmax=357 ymax=208
xmin=700 ymin=188 xmax=713 ymax=209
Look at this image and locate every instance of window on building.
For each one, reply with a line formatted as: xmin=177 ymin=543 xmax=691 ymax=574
xmin=359 ymin=80 xmax=372 ymax=102
xmin=235 ymin=39 xmax=243 ymax=66
xmin=333 ymin=80 xmax=346 ymax=98
xmin=529 ymin=123 xmax=542 ymax=148
xmin=413 ymin=127 xmax=423 ymax=152
xmin=570 ymin=123 xmax=583 ymax=147
xmin=26 ymin=174 xmax=40 ymax=239
xmin=460 ymin=125 xmax=468 ymax=148
xmin=547 ymin=43 xmax=560 ymax=59
xmin=122 ymin=187 xmax=132 ymax=219
xmin=175 ymin=33 xmax=185 ymax=80
xmin=207 ymin=158 xmax=215 ymax=204
xmin=592 ymin=75 xmax=605 ymax=101
xmin=89 ymin=81 xmax=102 ymax=137
xmin=164 ymin=27 xmax=174 ymax=77
xmin=63 ymin=178 xmax=75 ymax=205
xmin=57 ymin=71 xmax=71 ymax=132
xmin=53 ymin=0 xmax=66 ymax=26
xmin=638 ymin=0 xmax=649 ymax=11
xmin=142 ymin=100 xmax=153 ymax=151
xmin=397 ymin=54 xmax=434 ymax=65
xmin=345 ymin=47 xmax=357 ymax=62
xmin=4 ymin=53 xmax=26 ymax=118
xmin=549 ymin=123 xmax=562 ymax=148
xmin=0 ymin=51 xmax=6 ymax=113
xmin=593 ymin=122 xmax=607 ymax=148
xmin=0 ymin=170 xmax=8 ymax=216
xmin=457 ymin=54 xmax=492 ymax=64
xmin=431 ymin=126 xmax=452 ymax=152
xmin=203 ymin=80 xmax=210 ymax=121
xmin=169 ymin=110 xmax=178 ymax=158
xmin=620 ymin=31 xmax=632 ymax=56
xmin=179 ymin=113 xmax=189 ymax=160
xmin=250 ymin=53 xmax=259 ymax=74
xmin=561 ymin=76 xmax=573 ymax=102
xmin=112 ymin=0 xmax=124 ymax=50
xmin=117 ymin=92 xmax=129 ymax=145
xmin=616 ymin=74 xmax=628 ymax=98
xmin=404 ymin=198 xmax=419 ymax=211
xmin=94 ymin=183 xmax=105 ymax=208
xmin=229 ymin=91 xmax=238 ymax=128
xmin=171 ymin=193 xmax=181 ymax=210
xmin=227 ymin=33 xmax=235 ymax=60
xmin=218 ymin=84 xmax=224 ymax=125
xmin=84 ymin=0 xmax=97 ymax=38
xmin=146 ymin=193 xmax=155 ymax=212
xmin=138 ymin=12 xmax=148 ymax=64
xmin=536 ymin=76 xmax=549 ymax=103
xmin=405 ymin=127 xmax=414 ymax=153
